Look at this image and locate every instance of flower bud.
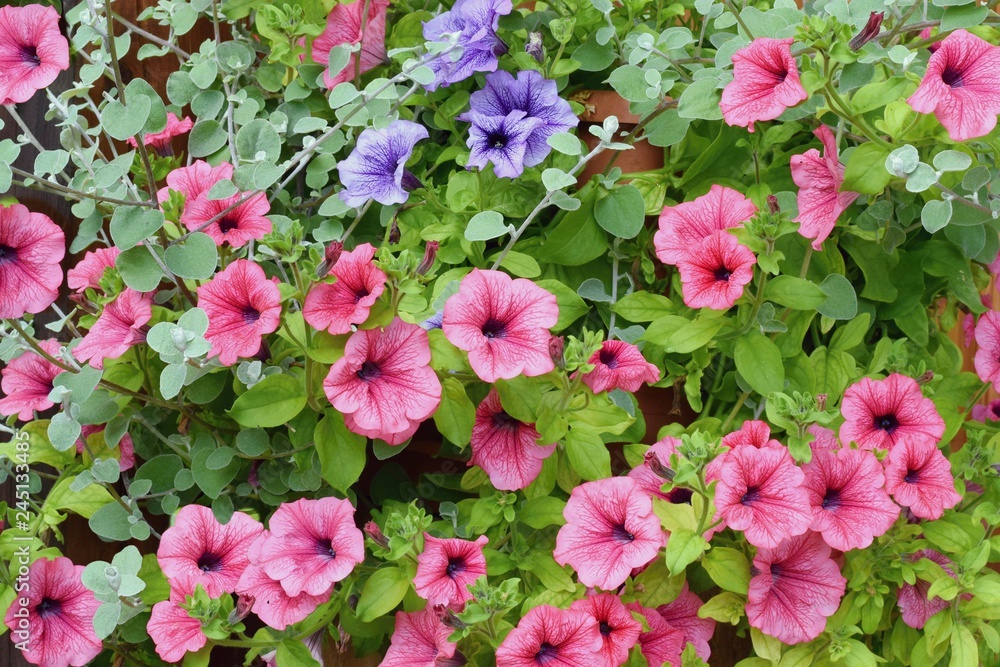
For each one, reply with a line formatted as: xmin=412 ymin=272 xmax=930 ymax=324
xmin=417 ymin=241 xmax=439 ymax=275
xmin=364 ymin=521 xmax=389 ymax=549
xmin=766 ymin=194 xmax=780 ymax=214
xmin=401 ymin=170 xmax=424 ymax=192
xmin=916 ymin=370 xmax=934 ymax=385
xmin=389 ymin=218 xmax=401 ymax=245
xmin=526 ymin=32 xmax=544 ymax=63
xmin=645 ymin=451 xmax=675 ymax=481
xmin=435 ymin=604 xmax=468 ymax=629
xmin=317 ymin=241 xmax=344 ymax=278
xmin=229 ymin=595 xmax=255 ymax=624
xmin=548 ymin=335 xmax=565 ymax=369
xmin=849 ymin=12 xmax=884 ymax=51
xmin=815 ymin=393 xmax=827 ymax=411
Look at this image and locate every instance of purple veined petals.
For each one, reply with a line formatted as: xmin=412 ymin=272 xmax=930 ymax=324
xmin=337 ymin=119 xmax=429 ymax=207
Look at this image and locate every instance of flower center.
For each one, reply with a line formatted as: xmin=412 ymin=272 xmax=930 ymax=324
xmin=773 ymin=69 xmax=788 ymax=84
xmin=487 ymin=132 xmax=507 ymax=149
xmin=492 ymin=409 xmax=519 ymax=431
xmin=218 ymin=217 xmax=239 ymax=234
xmin=242 ymin=304 xmax=260 ymax=324
xmin=611 ymin=523 xmax=635 ymax=542
xmin=941 ymin=66 xmax=964 ymax=88
xmin=481 ymin=317 xmax=507 ymax=339
xmin=770 ymin=563 xmax=782 ymax=578
xmin=445 ymin=556 xmax=465 ymax=578
xmin=599 ymin=621 xmax=613 ymax=636
xmin=315 ymin=538 xmax=337 ymax=559
xmin=355 ymin=360 xmax=381 ymax=381
xmin=741 ymin=485 xmax=761 ymax=505
xmin=822 ymin=488 xmax=841 ymax=510
xmin=666 ymin=487 xmax=693 ymax=504
xmin=713 ymin=266 xmax=732 ymax=282
xmin=904 ymin=469 xmax=920 ymax=484
xmin=19 ymin=44 xmax=40 ymax=67
xmin=197 ymin=551 xmax=223 ymax=573
xmin=992 ymin=404 xmax=1000 ymax=418
xmin=0 ymin=244 xmax=16 ymax=266
xmin=598 ymin=348 xmax=619 ymax=369
xmin=355 ymin=287 xmax=371 ymax=302
xmin=35 ymin=597 xmax=61 ymax=618
xmin=873 ymin=414 xmax=899 ymax=433
xmin=535 ymin=642 xmax=557 ymax=665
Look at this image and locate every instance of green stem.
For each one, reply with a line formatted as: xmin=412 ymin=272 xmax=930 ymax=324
xmin=721 ymin=391 xmax=750 ymax=432
xmin=823 ymin=81 xmax=893 ymax=150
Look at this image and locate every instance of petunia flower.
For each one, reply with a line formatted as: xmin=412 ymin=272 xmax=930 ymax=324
xmin=147 ymin=573 xmax=208 ymax=664
xmin=74 ymin=289 xmax=153 ymax=369
xmin=381 ymin=609 xmax=462 ymax=667
xmin=198 ymin=259 xmax=282 ymax=366
xmin=465 ymin=110 xmax=544 ymax=179
xmin=907 ymin=29 xmax=1000 ymax=141
xmin=808 ymin=424 xmax=840 ymax=453
xmin=324 ymin=317 xmax=442 ymax=445
xmin=0 ymin=339 xmax=62 ymax=421
xmin=746 ymin=532 xmax=847 ymax=644
xmin=182 ymin=190 xmax=272 ymax=248
xmin=554 ymin=476 xmax=664 ymax=590
xmin=470 ymin=388 xmax=555 ymax=491
xmin=626 ymin=603 xmax=686 ymax=667
xmin=713 ymin=444 xmax=812 ymax=549
xmin=974 ymin=310 xmax=1000 ymax=390
xmin=312 ymin=0 xmax=390 ymax=88
xmin=570 ymin=593 xmax=642 ymax=667
xmin=67 ymin=247 xmax=119 ymax=293
xmin=303 ymin=243 xmax=386 ymax=335
xmin=422 ymin=0 xmax=512 ymax=91
xmin=127 ymin=112 xmax=193 ymax=155
xmin=721 ymin=419 xmax=782 ymax=450
xmin=676 ymin=230 xmax=757 ymax=311
xmin=801 ymin=448 xmax=900 ymax=552
xmin=0 ymin=5 xmax=70 ymax=105
xmin=720 ymin=37 xmax=808 ymax=132
xmin=76 ymin=425 xmax=136 ymax=472
xmin=896 ymin=550 xmax=954 ymax=629
xmin=971 ymin=399 xmax=1000 ymax=422
xmin=460 ymin=69 xmax=579 ymax=168
xmin=654 ymin=185 xmax=757 ymax=266
xmin=413 ymin=534 xmax=489 ymax=608
xmin=257 ymin=497 xmax=365 ymax=597
xmin=442 ymin=269 xmax=559 ymax=383
xmin=883 ymin=437 xmax=961 ymax=520
xmin=495 ymin=604 xmax=602 ymax=667
xmin=579 ymin=339 xmax=660 ymax=394
xmin=628 ymin=436 xmax=694 ymax=504
xmin=338 ymin=120 xmax=429 ymax=207
xmin=790 ymin=125 xmax=860 ymax=250
xmin=3 ymin=556 xmax=102 ymax=667
xmin=157 ymin=160 xmax=234 ymax=204
xmin=235 ymin=531 xmax=332 ymax=631
xmin=156 ymin=504 xmax=264 ymax=597
xmin=838 ymin=374 xmax=946 ymax=451
xmin=0 ymin=203 xmax=64 ymax=319
xmin=656 ymin=583 xmax=716 ymax=662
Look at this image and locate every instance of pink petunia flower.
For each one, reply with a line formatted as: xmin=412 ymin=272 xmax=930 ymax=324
xmin=198 ymin=259 xmax=282 ymax=366
xmin=67 ymin=247 xmax=119 ymax=293
xmin=676 ymin=231 xmax=757 ymax=311
xmin=907 ymin=29 xmax=1000 ymax=141
xmin=790 ymin=125 xmax=860 ymax=250
xmin=721 ymin=419 xmax=782 ymax=450
xmin=713 ymin=445 xmax=812 ymax=549
xmin=974 ymin=311 xmax=1000 ymax=391
xmin=808 ymin=424 xmax=840 ymax=453
xmin=883 ymin=437 xmax=961 ymax=520
xmin=381 ymin=609 xmax=461 ymax=667
xmin=495 ymin=604 xmax=602 ymax=667
xmin=76 ymin=425 xmax=136 ymax=472
xmin=303 ymin=243 xmax=386 ymax=335
xmin=235 ymin=531 xmax=332 ymax=631
xmin=0 ymin=203 xmax=64 ymax=319
xmin=0 ymin=339 xmax=62 ymax=421
xmin=838 ymin=374 xmax=946 ymax=451
xmin=801 ymin=448 xmax=899 ymax=552
xmin=157 ymin=160 xmax=235 ymax=204
xmin=628 ymin=436 xmax=691 ymax=503
xmin=323 ymin=317 xmax=442 ymax=445
xmin=656 ymin=583 xmax=716 ymax=662
xmin=147 ymin=573 xmax=207 ymax=664
xmin=626 ymin=603 xmax=685 ymax=667
xmin=442 ymin=268 xmax=559 ymax=383
xmin=579 ymin=339 xmax=660 ymax=394
xmin=896 ymin=550 xmax=954 ymax=629
xmin=73 ymin=289 xmax=153 ymax=369
xmin=971 ymin=399 xmax=1000 ymax=422
xmin=257 ymin=497 xmax=365 ymax=597
xmin=654 ymin=184 xmax=757 ymax=266
xmin=3 ymin=556 xmax=102 ymax=667
xmin=0 ymin=5 xmax=70 ymax=105
xmin=470 ymin=388 xmax=555 ymax=491
xmin=570 ymin=593 xmax=642 ymax=667
xmin=157 ymin=504 xmax=263 ymax=597
xmin=414 ymin=534 xmax=488 ymax=608
xmin=182 ymin=191 xmax=272 ymax=248
xmin=312 ymin=0 xmax=389 ymax=88
xmin=746 ymin=532 xmax=847 ymax=644
xmin=127 ymin=112 xmax=193 ymax=155
xmin=554 ymin=477 xmax=664 ymax=590
xmin=720 ymin=37 xmax=808 ymax=132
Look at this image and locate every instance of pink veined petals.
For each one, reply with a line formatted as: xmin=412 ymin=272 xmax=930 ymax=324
xmin=313 ymin=0 xmax=390 ymax=88
xmin=0 ymin=338 xmax=62 ymax=421
xmin=442 ymin=268 xmax=559 ymax=383
xmin=147 ymin=573 xmax=208 ymax=664
xmin=303 ymin=243 xmax=387 ymax=335
xmin=896 ymin=550 xmax=954 ymax=629
xmin=157 ymin=160 xmax=235 ymax=204
xmin=626 ymin=603 xmax=686 ymax=667
xmin=0 ymin=202 xmax=65 ymax=319
xmin=198 ymin=259 xmax=282 ymax=366
xmin=974 ymin=310 xmax=1000 ymax=390
xmin=413 ymin=534 xmax=489 ymax=608
xmin=628 ymin=436 xmax=682 ymax=501
xmin=75 ymin=424 xmax=136 ymax=472
xmin=73 ymin=288 xmax=153 ymax=369
xmin=127 ymin=112 xmax=193 ymax=153
xmin=380 ymin=609 xmax=461 ymax=667
xmin=495 ymin=604 xmax=603 ymax=667
xmin=570 ymin=593 xmax=642 ymax=667
xmin=654 ymin=184 xmax=757 ymax=266
xmin=470 ymin=388 xmax=555 ymax=491
xmin=791 ymin=124 xmax=860 ymax=250
xmin=67 ymin=247 xmax=119 ymax=293
xmin=0 ymin=5 xmax=70 ymax=105
xmin=808 ymin=424 xmax=841 ymax=453
xmin=883 ymin=437 xmax=961 ymax=520
xmin=720 ymin=37 xmax=808 ymax=132
xmin=182 ymin=190 xmax=272 ymax=248
xmin=579 ymin=339 xmax=660 ymax=394
xmin=676 ymin=230 xmax=757 ymax=311
xmin=838 ymin=374 xmax=946 ymax=451
xmin=656 ymin=583 xmax=716 ymax=662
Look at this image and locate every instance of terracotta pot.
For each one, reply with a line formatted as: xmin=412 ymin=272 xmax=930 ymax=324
xmin=574 ymin=90 xmax=665 ymax=188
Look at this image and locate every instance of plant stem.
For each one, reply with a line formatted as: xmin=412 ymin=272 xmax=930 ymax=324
xmin=724 ymin=0 xmax=755 ymax=40
xmin=721 ymin=391 xmax=750 ymax=431
xmin=111 ymin=12 xmax=191 ymax=59
xmin=9 ymin=166 xmax=155 ymax=207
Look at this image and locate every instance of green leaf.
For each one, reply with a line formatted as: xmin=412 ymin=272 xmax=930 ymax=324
xmin=764 ymin=276 xmax=826 ymax=310
xmin=949 ymin=625 xmax=977 ymax=667
xmin=851 ymin=77 xmax=912 ymax=114
xmin=524 ymin=552 xmax=576 ymax=592
xmin=495 ymin=375 xmax=544 ymax=422
xmin=533 ymin=190 xmax=607 ymax=266
xmin=664 ymin=528 xmax=709 ymax=575
xmin=536 ymin=279 xmax=587 ymax=331
xmin=519 ymin=496 xmax=567 ymax=529
xmin=678 ymin=78 xmax=724 ymax=121
xmin=643 ymin=314 xmax=725 ymax=353
xmin=922 ymin=199 xmax=953 ymax=233
xmin=564 ymin=424 xmax=611 ymax=481
xmin=465 ymin=211 xmax=511 ymax=241
xmin=355 ymin=567 xmax=409 ymax=622
xmin=633 ymin=557 xmax=686 ymax=606
xmin=644 ymin=109 xmax=691 ymax=147
xmin=236 ymin=119 xmax=282 ymax=162
xmin=702 ymin=547 xmax=751 ymax=594
xmin=817 ymin=274 xmax=858 ymax=320
xmin=189 ymin=120 xmax=228 ymax=158
xmin=595 ymin=185 xmax=645 ymax=239
xmin=612 ymin=291 xmax=674 ymax=322
xmin=229 ymin=373 xmax=307 ymax=427
xmin=46 ymin=475 xmax=114 ymax=518
xmin=542 ymin=168 xmax=576 ymax=191
xmin=275 ymin=639 xmax=322 ymax=667
xmin=547 ymin=132 xmax=582 ymax=155
xmin=164 ymin=232 xmax=218 ymax=279
xmin=608 ymin=65 xmax=651 ymax=103
xmin=842 ymin=142 xmax=891 ymax=195
xmin=116 ymin=245 xmax=165 ymax=292
xmin=110 ymin=206 xmax=166 ymax=249
xmin=103 ymin=97 xmax=151 ymax=141
xmin=314 ymin=410 xmax=367 ymax=493
xmin=433 ymin=377 xmax=476 ymax=445
xmin=734 ymin=331 xmax=784 ymax=396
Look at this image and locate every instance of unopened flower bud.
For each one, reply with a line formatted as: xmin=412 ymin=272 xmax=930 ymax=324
xmin=229 ymin=595 xmax=255 ymax=624
xmin=364 ymin=521 xmax=389 ymax=549
xmin=389 ymin=218 xmax=401 ymax=245
xmin=815 ymin=393 xmax=827 ymax=411
xmin=317 ymin=241 xmax=344 ymax=278
xmin=916 ymin=370 xmax=934 ymax=386
xmin=401 ymin=170 xmax=424 ymax=192
xmin=645 ymin=452 xmax=675 ymax=481
xmin=417 ymin=241 xmax=439 ymax=275
xmin=105 ymin=566 xmax=121 ymax=592
xmin=549 ymin=336 xmax=565 ymax=369
xmin=526 ymin=32 xmax=544 ymax=63
xmin=248 ymin=459 xmax=261 ymax=488
xmin=435 ymin=604 xmax=468 ymax=629
xmin=766 ymin=194 xmax=780 ymax=214
xmin=850 ymin=12 xmax=884 ymax=51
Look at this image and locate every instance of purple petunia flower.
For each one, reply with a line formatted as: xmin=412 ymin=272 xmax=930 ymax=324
xmin=422 ymin=0 xmax=512 ymax=91
xmin=466 ymin=110 xmax=543 ymax=178
xmin=460 ymin=69 xmax=579 ymax=168
xmin=338 ymin=120 xmax=429 ymax=207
